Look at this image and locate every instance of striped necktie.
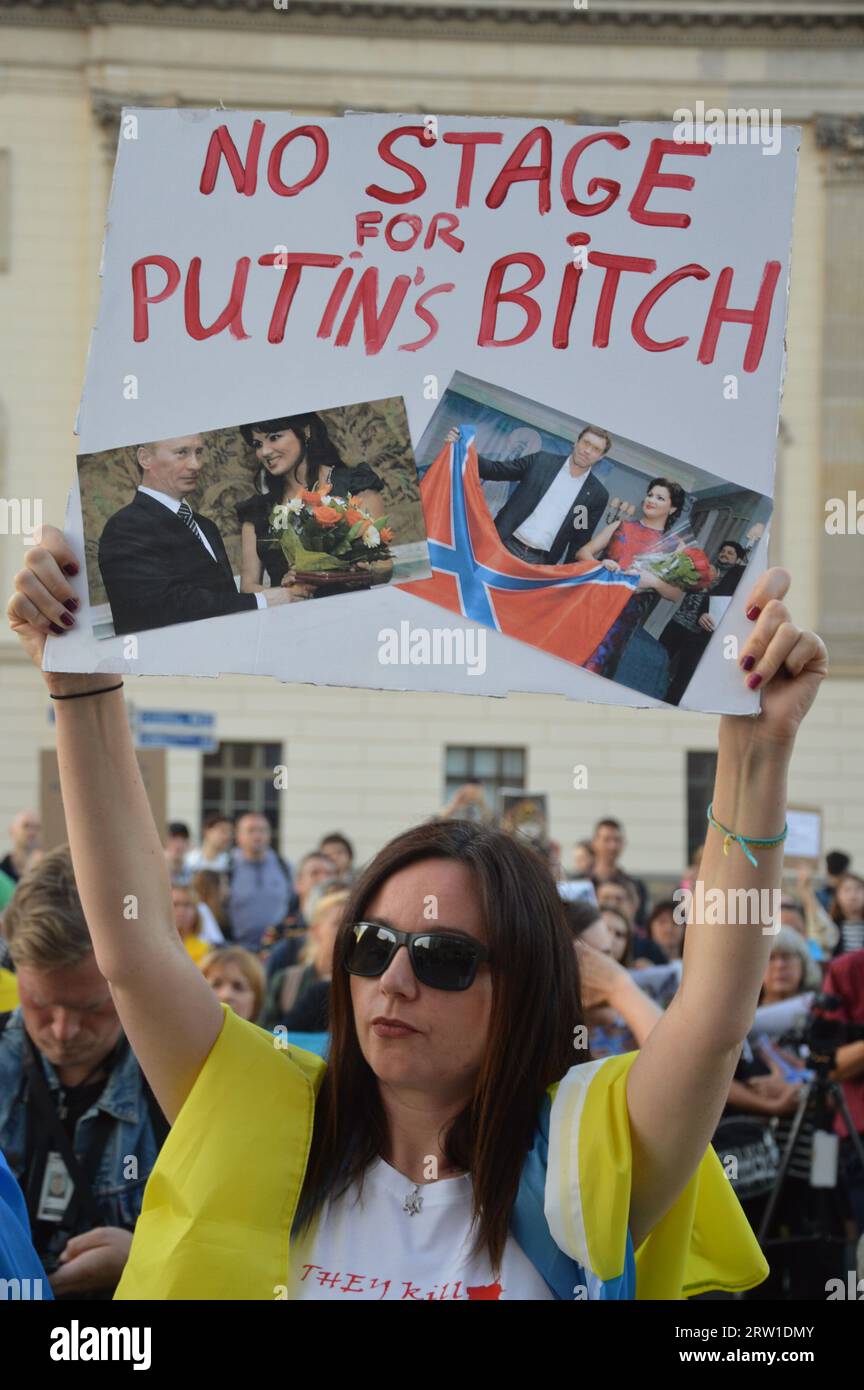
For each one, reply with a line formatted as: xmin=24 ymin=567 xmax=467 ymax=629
xmin=177 ymin=498 xmax=204 ymax=545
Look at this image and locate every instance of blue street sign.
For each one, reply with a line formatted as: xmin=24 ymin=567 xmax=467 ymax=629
xmin=136 ymin=731 xmax=217 ymax=752
xmin=136 ymin=710 xmax=215 ymax=729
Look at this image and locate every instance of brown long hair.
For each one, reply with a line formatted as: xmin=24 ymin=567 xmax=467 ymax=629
xmin=831 ymin=872 xmax=864 ymax=926
xmin=294 ymin=818 xmax=587 ymax=1271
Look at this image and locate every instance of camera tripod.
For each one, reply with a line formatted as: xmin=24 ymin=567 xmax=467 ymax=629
xmin=745 ymin=1045 xmax=864 ymax=1298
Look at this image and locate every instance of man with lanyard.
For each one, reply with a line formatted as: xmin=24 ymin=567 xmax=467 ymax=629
xmin=0 ymin=846 xmax=166 ymax=1298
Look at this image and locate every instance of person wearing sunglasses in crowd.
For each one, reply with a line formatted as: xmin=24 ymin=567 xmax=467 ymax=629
xmin=8 ymin=527 xmax=827 ymax=1301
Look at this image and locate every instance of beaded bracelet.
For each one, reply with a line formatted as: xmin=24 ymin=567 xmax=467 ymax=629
xmin=706 ymin=802 xmax=787 ymax=868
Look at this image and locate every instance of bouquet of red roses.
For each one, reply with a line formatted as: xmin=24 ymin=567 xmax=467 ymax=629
xmin=638 ymin=546 xmax=713 ymax=591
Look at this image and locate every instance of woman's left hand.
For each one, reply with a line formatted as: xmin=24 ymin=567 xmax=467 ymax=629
xmin=725 ymin=567 xmax=828 ymax=749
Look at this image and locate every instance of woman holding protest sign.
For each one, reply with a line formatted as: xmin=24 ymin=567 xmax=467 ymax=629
xmin=8 ymin=527 xmax=827 ymax=1299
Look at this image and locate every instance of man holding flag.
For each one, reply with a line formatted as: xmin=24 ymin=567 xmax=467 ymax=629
xmin=404 ymin=428 xmax=661 ymax=672
xmin=444 ymin=423 xmax=611 ymax=566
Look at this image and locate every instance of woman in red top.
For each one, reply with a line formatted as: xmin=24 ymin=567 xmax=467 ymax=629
xmin=576 ymin=477 xmax=688 ymax=679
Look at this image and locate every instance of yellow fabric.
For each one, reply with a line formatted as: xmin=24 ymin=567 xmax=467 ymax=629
xmin=572 ymin=1051 xmax=769 ymax=1298
xmin=183 ymin=935 xmax=209 ymax=966
xmin=116 ymin=1008 xmax=768 ymax=1301
xmin=0 ymin=968 xmax=19 ymax=1012
xmin=115 ymin=1005 xmax=325 ymax=1300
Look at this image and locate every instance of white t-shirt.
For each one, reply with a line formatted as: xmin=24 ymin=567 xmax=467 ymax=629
xmin=513 ymin=459 xmax=588 ymax=552
xmin=289 ymin=1157 xmax=553 ymax=1301
xmin=185 ymin=848 xmax=232 ymax=875
xmin=195 ymin=901 xmax=225 ymax=946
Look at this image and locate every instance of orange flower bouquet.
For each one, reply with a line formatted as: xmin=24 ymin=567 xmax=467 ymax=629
xmin=266 ymin=484 xmax=394 ymax=589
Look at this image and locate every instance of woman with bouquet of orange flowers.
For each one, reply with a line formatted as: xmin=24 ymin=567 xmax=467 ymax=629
xmin=237 ymin=413 xmax=393 ymax=597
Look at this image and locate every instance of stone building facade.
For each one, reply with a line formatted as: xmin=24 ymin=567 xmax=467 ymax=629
xmin=0 ymin=1 xmax=862 ymax=876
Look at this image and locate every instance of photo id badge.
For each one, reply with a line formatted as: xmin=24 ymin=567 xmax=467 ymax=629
xmin=37 ymin=1151 xmax=74 ymax=1222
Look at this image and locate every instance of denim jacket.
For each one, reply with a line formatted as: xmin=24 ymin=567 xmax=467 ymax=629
xmin=0 ymin=1010 xmax=161 ymax=1231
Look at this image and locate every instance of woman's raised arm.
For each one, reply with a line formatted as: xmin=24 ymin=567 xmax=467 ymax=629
xmin=623 ymin=567 xmax=828 ymax=1251
xmin=7 ymin=527 xmax=224 ymax=1122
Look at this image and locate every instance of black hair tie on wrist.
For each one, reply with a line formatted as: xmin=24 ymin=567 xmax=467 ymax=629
xmin=49 ymin=681 xmax=125 ymax=701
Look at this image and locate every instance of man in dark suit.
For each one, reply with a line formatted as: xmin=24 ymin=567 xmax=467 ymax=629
xmin=447 ymin=423 xmax=611 ymax=565
xmin=98 ymin=435 xmax=307 ymax=635
xmin=658 ymin=540 xmax=748 ymax=704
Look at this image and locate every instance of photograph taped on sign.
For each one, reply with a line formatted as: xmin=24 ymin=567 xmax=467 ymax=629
xmin=402 ymin=373 xmax=772 ymax=707
xmin=77 ymin=396 xmax=430 ymax=640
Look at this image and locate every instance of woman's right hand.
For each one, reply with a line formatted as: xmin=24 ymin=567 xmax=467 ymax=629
xmin=6 ymin=526 xmax=104 ymax=696
xmin=445 ymin=426 xmax=460 ymax=444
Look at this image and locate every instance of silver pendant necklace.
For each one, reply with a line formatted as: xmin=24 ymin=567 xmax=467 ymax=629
xmin=402 ymin=1183 xmax=423 ymax=1216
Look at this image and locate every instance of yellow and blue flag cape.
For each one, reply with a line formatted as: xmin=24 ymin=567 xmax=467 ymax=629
xmin=115 ymin=1005 xmax=768 ymax=1300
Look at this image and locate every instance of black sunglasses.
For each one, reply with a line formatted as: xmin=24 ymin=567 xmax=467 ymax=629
xmin=344 ymin=921 xmax=489 ymax=992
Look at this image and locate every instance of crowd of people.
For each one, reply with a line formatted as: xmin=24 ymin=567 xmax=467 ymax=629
xmin=2 ymin=789 xmax=862 ymax=1299
xmin=1 ymin=511 xmax=861 ymax=1305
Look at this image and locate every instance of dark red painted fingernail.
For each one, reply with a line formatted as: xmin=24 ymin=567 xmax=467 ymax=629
xmin=746 ymin=605 xmax=761 ymax=621
xmin=741 ymin=654 xmax=756 ymax=672
xmin=747 ymin=672 xmax=763 ymax=690
xmin=62 ymin=563 xmax=79 ymax=576
xmin=63 ymin=597 xmax=79 ymax=612
xmin=48 ymin=622 xmax=64 ymax=635
xmin=60 ymin=612 xmax=75 ymax=627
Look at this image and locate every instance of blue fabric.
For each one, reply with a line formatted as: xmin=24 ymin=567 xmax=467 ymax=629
xmin=511 ymin=1092 xmax=636 ymax=1300
xmin=615 ymin=627 xmax=670 ymax=700
xmin=0 ymin=1147 xmax=52 ymax=1299
xmin=284 ymin=1031 xmax=329 ymax=1058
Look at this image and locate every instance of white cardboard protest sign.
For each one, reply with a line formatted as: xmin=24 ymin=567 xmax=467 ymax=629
xmin=47 ymin=109 xmax=799 ymax=712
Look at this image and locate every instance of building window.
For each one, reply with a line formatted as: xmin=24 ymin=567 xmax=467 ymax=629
xmin=686 ymin=750 xmax=717 ymax=863
xmin=444 ymin=745 xmax=526 ymax=815
xmin=201 ymin=741 xmax=282 ymax=833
